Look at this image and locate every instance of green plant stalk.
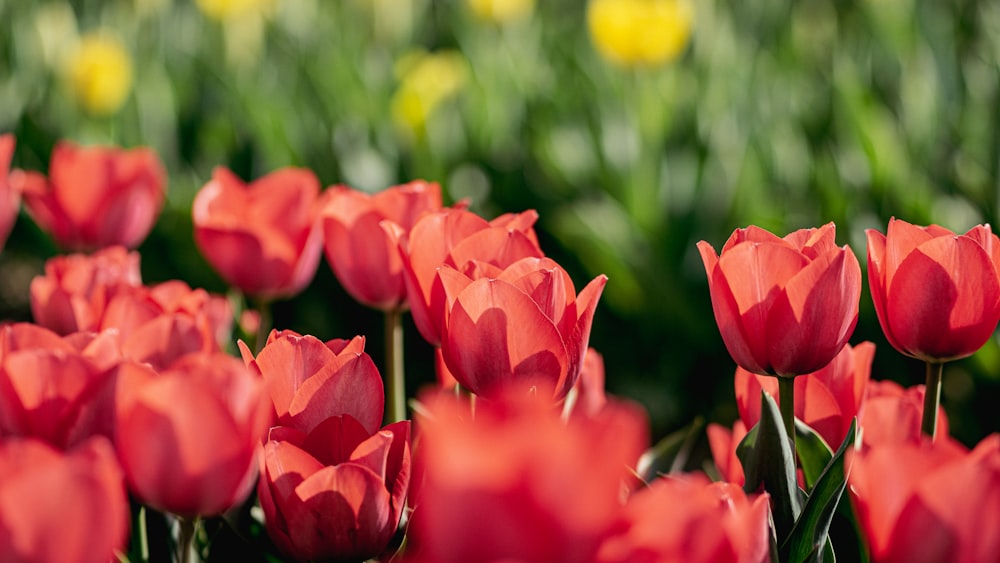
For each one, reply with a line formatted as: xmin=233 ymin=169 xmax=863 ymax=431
xmin=137 ymin=505 xmax=149 ymax=563
xmin=922 ymin=361 xmax=944 ymax=439
xmin=254 ymin=297 xmax=273 ymax=354
xmin=177 ymin=517 xmax=199 ymax=563
xmin=778 ymin=375 xmax=796 ymax=457
xmin=385 ymin=308 xmax=406 ymax=424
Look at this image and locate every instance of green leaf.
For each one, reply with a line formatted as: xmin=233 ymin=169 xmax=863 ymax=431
xmin=795 ymin=419 xmax=834 ymax=491
xmin=737 ymin=391 xmax=802 ymax=540
xmin=636 ymin=417 xmax=704 ymax=482
xmin=782 ymin=419 xmax=858 ymax=563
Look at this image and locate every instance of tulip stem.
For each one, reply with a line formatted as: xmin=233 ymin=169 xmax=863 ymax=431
xmin=253 ymin=297 xmax=272 ymax=354
xmin=778 ymin=376 xmax=796 ymax=456
xmin=176 ymin=516 xmax=199 ymax=563
xmin=385 ymin=308 xmax=406 ymax=424
xmin=921 ymin=361 xmax=944 ymax=439
xmin=137 ymin=505 xmax=149 ymax=562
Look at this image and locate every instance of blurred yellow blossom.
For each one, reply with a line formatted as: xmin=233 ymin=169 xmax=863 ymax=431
xmin=391 ymin=50 xmax=468 ymax=135
xmin=196 ymin=0 xmax=276 ymax=21
xmin=468 ymin=0 xmax=535 ymax=23
xmin=587 ymin=0 xmax=694 ymax=66
xmin=65 ymin=33 xmax=133 ymax=116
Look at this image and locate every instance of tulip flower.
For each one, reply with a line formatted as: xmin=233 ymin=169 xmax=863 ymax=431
xmin=239 ymin=329 xmax=383 ymax=434
xmin=867 ymin=218 xmax=1000 ymax=437
xmin=192 ymin=166 xmax=324 ymax=299
xmin=405 ymin=388 xmax=648 ymax=563
xmin=258 ymin=419 xmax=411 ymax=562
xmin=0 ymin=323 xmax=121 ymax=449
xmin=115 ymin=352 xmax=270 ymax=517
xmin=735 ymin=342 xmax=874 ymax=449
xmin=596 ymin=475 xmax=770 ymax=563
xmin=437 ymin=256 xmax=607 ymax=400
xmin=30 ymin=245 xmax=143 ymax=335
xmin=849 ymin=434 xmax=1000 ymax=563
xmin=398 ymin=207 xmax=543 ymax=347
xmin=859 ymin=380 xmax=949 ymax=451
xmin=707 ymin=420 xmax=748 ymax=485
xmin=587 ymin=0 xmax=694 ymax=67
xmin=321 ymin=180 xmax=443 ymax=312
xmin=0 ymin=437 xmax=129 ymax=563
xmin=566 ymin=347 xmax=609 ymax=419
xmin=19 ymin=141 xmax=166 ymax=250
xmin=0 ymin=134 xmax=20 ymax=252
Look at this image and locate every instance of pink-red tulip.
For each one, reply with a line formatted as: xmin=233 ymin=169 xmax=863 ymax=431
xmin=697 ymin=223 xmax=862 ymax=377
xmin=321 ymin=181 xmax=443 ymax=311
xmin=596 ymin=475 xmax=770 ymax=563
xmin=192 ymin=166 xmax=324 ymax=298
xmin=18 ymin=141 xmax=166 ymax=250
xmin=567 ymin=347 xmax=609 ymax=419
xmin=735 ymin=341 xmax=874 ymax=449
xmin=707 ymin=420 xmax=748 ymax=485
xmin=438 ymin=256 xmax=607 ymax=400
xmin=397 ymin=207 xmax=543 ymax=346
xmin=866 ymin=218 xmax=1000 ymax=362
xmin=0 ymin=134 xmax=20 ymax=251
xmin=405 ymin=388 xmax=648 ymax=563
xmin=115 ymin=352 xmax=270 ymax=517
xmin=0 ymin=323 xmax=121 ymax=449
xmin=30 ymin=246 xmax=142 ymax=335
xmin=849 ymin=434 xmax=1000 ymax=563
xmin=258 ymin=419 xmax=411 ymax=562
xmin=239 ymin=329 xmax=383 ymax=434
xmin=859 ymin=380 xmax=949 ymax=451
xmin=0 ymin=437 xmax=129 ymax=563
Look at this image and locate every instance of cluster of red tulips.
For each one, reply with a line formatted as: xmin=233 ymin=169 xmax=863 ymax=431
xmin=0 ymin=133 xmax=998 ymax=563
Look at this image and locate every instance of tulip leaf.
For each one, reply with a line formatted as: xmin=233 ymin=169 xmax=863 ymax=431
xmin=737 ymin=391 xmax=802 ymax=541
xmin=794 ymin=419 xmax=834 ymax=491
xmin=636 ymin=417 xmax=704 ymax=482
xmin=782 ymin=419 xmax=857 ymax=563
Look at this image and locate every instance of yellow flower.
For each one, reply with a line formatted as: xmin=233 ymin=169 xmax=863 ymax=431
xmin=65 ymin=33 xmax=133 ymax=116
xmin=587 ymin=0 xmax=694 ymax=66
xmin=391 ymin=50 xmax=468 ymax=134
xmin=467 ymin=0 xmax=534 ymax=23
xmin=196 ymin=0 xmax=276 ymax=21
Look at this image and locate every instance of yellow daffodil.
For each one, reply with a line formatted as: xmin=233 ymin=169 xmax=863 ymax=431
xmin=65 ymin=33 xmax=133 ymax=116
xmin=587 ymin=0 xmax=694 ymax=66
xmin=391 ymin=50 xmax=468 ymax=134
xmin=467 ymin=0 xmax=534 ymax=23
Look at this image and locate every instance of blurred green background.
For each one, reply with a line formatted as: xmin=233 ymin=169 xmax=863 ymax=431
xmin=2 ymin=0 xmax=999 ymax=445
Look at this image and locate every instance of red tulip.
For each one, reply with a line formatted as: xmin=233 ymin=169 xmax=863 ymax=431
xmin=0 ymin=134 xmax=20 ymax=251
xmin=596 ymin=475 xmax=770 ymax=563
xmin=859 ymin=380 xmax=949 ymax=451
xmin=0 ymin=437 xmax=129 ymax=563
xmin=19 ymin=141 xmax=166 ymax=250
xmin=239 ymin=329 xmax=383 ymax=435
xmin=697 ymin=223 xmax=862 ymax=376
xmin=405 ymin=388 xmax=648 ymax=563
xmin=30 ymin=246 xmax=142 ymax=335
xmin=866 ymin=218 xmax=1000 ymax=362
xmin=397 ymin=207 xmax=543 ymax=346
xmin=735 ymin=341 xmax=874 ymax=448
xmin=849 ymin=434 xmax=1000 ymax=563
xmin=258 ymin=419 xmax=411 ymax=562
xmin=707 ymin=420 xmax=748 ymax=485
xmin=0 ymin=323 xmax=122 ymax=449
xmin=321 ymin=181 xmax=443 ymax=311
xmin=438 ymin=256 xmax=607 ymax=400
xmin=192 ymin=166 xmax=324 ymax=298
xmin=115 ymin=352 xmax=270 ymax=517
xmin=567 ymin=347 xmax=609 ymax=419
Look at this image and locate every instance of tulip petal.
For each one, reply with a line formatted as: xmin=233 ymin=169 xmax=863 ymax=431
xmin=252 ymin=333 xmax=337 ymax=419
xmin=300 ymin=414 xmax=372 ymax=468
xmin=286 ymin=353 xmax=384 ymax=435
xmin=698 ymin=241 xmax=767 ymax=374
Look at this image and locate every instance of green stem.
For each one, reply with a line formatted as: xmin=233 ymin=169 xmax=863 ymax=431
xmin=253 ymin=297 xmax=273 ymax=354
xmin=137 ymin=505 xmax=149 ymax=563
xmin=176 ymin=516 xmax=199 ymax=563
xmin=922 ymin=361 xmax=944 ymax=439
xmin=778 ymin=376 xmax=796 ymax=457
xmin=384 ymin=308 xmax=406 ymax=424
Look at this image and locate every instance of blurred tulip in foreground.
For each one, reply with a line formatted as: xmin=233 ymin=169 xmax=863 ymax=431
xmin=866 ymin=218 xmax=1000 ymax=363
xmin=698 ymin=223 xmax=862 ymax=377
xmin=0 ymin=134 xmax=20 ymax=251
xmin=193 ymin=166 xmax=324 ymax=298
xmin=0 ymin=437 xmax=129 ymax=563
xmin=115 ymin=353 xmax=270 ymax=517
xmin=587 ymin=0 xmax=694 ymax=66
xmin=30 ymin=246 xmax=142 ymax=335
xmin=258 ymin=418 xmax=411 ymax=562
xmin=596 ymin=475 xmax=770 ymax=563
xmin=438 ymin=256 xmax=607 ymax=400
xmin=321 ymin=181 xmax=442 ymax=311
xmin=850 ymin=434 xmax=1000 ymax=563
xmin=19 ymin=141 xmax=165 ymax=250
xmin=405 ymin=387 xmax=648 ymax=562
